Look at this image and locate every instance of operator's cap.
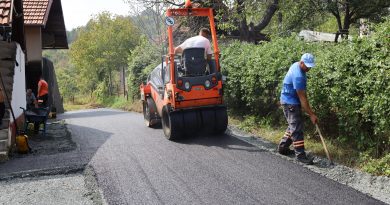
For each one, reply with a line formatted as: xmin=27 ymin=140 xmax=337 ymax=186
xmin=301 ymin=53 xmax=315 ymax=68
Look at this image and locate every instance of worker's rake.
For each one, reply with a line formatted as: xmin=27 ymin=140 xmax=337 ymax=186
xmin=315 ymin=124 xmax=334 ymax=166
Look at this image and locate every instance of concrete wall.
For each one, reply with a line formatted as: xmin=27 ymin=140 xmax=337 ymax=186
xmin=25 ymin=26 xmax=42 ymax=64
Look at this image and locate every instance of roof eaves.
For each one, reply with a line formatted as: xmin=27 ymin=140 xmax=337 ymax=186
xmin=42 ymin=0 xmax=52 ymax=26
xmin=9 ymin=0 xmax=13 ymax=24
xmin=0 ymin=0 xmax=12 ymax=26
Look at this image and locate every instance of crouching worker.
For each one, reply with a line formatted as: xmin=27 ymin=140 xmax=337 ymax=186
xmin=26 ymin=89 xmax=38 ymax=110
xmin=278 ymin=53 xmax=318 ymax=165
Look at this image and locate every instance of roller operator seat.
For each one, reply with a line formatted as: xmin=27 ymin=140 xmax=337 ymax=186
xmin=182 ymin=47 xmax=208 ymax=76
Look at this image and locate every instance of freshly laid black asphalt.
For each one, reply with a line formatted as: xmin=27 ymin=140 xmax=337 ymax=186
xmin=0 ymin=109 xmax=385 ymax=204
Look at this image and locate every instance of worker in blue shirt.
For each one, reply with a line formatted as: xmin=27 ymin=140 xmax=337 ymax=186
xmin=278 ymin=53 xmax=318 ymax=165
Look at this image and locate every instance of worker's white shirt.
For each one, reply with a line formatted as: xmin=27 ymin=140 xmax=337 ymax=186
xmin=178 ymin=36 xmax=213 ymax=55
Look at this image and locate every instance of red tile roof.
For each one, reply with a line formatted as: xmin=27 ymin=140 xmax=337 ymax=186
xmin=0 ymin=0 xmax=12 ymax=26
xmin=23 ymin=0 xmax=52 ymax=25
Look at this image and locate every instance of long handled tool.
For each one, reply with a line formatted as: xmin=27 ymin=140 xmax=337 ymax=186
xmin=315 ymin=124 xmax=333 ymax=165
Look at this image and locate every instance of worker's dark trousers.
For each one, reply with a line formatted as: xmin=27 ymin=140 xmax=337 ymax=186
xmin=38 ymin=94 xmax=48 ymax=107
xmin=278 ymin=104 xmax=306 ymax=157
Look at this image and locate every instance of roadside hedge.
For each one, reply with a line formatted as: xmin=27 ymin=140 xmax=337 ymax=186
xmin=220 ymin=19 xmax=390 ymax=155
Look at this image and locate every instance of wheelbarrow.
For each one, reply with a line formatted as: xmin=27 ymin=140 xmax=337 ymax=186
xmin=20 ymin=107 xmax=49 ymax=136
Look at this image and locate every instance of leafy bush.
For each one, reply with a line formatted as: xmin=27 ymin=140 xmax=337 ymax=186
xmin=221 ymin=37 xmax=316 ymax=124
xmin=93 ymin=81 xmax=109 ymax=100
xmin=310 ymin=19 xmax=390 ymax=153
xmin=360 ymin=153 xmax=390 ymax=177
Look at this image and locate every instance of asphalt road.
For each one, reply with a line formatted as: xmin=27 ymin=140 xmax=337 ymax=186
xmin=59 ymin=109 xmax=383 ymax=205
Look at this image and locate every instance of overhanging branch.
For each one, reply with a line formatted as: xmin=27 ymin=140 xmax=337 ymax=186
xmin=254 ymin=0 xmax=279 ymax=31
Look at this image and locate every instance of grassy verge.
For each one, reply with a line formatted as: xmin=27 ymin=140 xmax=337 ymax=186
xmin=63 ymin=96 xmax=142 ymax=113
xmin=100 ymin=96 xmax=143 ymax=113
xmin=229 ymin=115 xmax=390 ymax=177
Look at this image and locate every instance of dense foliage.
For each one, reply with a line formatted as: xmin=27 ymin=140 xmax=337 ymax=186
xmin=70 ymin=13 xmax=141 ymax=99
xmin=127 ymin=36 xmax=161 ymax=100
xmin=221 ymin=19 xmax=390 ymax=157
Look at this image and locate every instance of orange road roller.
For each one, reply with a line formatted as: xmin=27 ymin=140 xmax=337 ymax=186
xmin=140 ymin=0 xmax=227 ymax=140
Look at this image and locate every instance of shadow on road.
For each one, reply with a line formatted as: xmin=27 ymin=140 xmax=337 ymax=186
xmin=175 ymin=134 xmax=264 ymax=153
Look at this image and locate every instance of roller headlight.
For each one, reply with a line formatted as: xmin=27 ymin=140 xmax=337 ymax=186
xmin=184 ymin=82 xmax=191 ymax=90
xmin=205 ymin=80 xmax=211 ymax=88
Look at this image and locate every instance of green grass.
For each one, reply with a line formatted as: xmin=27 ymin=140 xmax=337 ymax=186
xmin=229 ymin=115 xmax=389 ymax=176
xmin=63 ymin=96 xmax=142 ymax=113
xmin=99 ymin=96 xmax=142 ymax=112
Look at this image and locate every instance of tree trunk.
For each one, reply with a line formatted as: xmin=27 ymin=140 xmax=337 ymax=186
xmin=108 ymin=69 xmax=112 ymax=96
xmin=251 ymin=0 xmax=279 ymax=42
xmin=334 ymin=15 xmax=343 ymax=42
xmin=278 ymin=11 xmax=283 ymax=34
xmin=254 ymin=0 xmax=279 ymax=31
xmin=236 ymin=0 xmax=249 ymax=41
xmin=342 ymin=3 xmax=351 ymax=40
xmin=237 ymin=0 xmax=278 ymax=42
xmin=122 ymin=67 xmax=126 ymax=98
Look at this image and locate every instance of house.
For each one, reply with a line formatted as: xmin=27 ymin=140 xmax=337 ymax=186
xmin=0 ymin=0 xmax=67 ymax=161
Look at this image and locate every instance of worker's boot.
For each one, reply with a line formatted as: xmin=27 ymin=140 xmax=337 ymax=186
xmin=278 ymin=147 xmax=295 ymax=156
xmin=278 ymin=136 xmax=294 ymax=156
xmin=296 ymin=153 xmax=314 ymax=165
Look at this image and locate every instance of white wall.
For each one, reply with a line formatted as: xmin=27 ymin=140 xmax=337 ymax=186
xmin=10 ymin=43 xmax=26 ymax=122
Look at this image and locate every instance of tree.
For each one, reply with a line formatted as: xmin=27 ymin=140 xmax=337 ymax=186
xmin=56 ymin=68 xmax=79 ymax=102
xmin=309 ymin=0 xmax=390 ymax=42
xmin=70 ymin=12 xmax=141 ymax=97
xmin=275 ymin=0 xmax=329 ymax=35
xmin=125 ymin=0 xmax=280 ymax=42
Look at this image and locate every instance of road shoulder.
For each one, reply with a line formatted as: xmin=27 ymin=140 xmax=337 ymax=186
xmin=227 ymin=125 xmax=390 ymax=204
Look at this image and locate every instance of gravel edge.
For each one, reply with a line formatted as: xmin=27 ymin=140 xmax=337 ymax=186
xmin=83 ymin=165 xmax=108 ymax=205
xmin=226 ymin=125 xmax=390 ymax=204
xmin=0 ymin=165 xmax=85 ymax=181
